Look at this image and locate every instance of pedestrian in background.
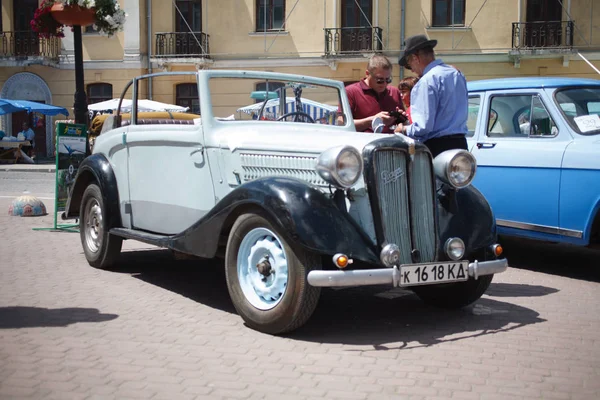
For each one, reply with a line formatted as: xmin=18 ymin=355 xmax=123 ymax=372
xmin=398 ymin=76 xmax=419 ymax=123
xmin=18 ymin=122 xmax=35 ymax=157
xmin=395 ymin=34 xmax=469 ymax=157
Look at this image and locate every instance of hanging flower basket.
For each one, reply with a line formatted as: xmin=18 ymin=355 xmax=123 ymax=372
xmin=50 ymin=3 xmax=96 ymax=27
xmin=31 ymin=0 xmax=126 ymax=38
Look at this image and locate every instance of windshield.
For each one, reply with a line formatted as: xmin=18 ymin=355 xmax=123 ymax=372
xmin=554 ymin=87 xmax=600 ymax=135
xmin=208 ymin=76 xmax=344 ymax=125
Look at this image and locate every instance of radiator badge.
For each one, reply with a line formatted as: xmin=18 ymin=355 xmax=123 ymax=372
xmin=381 ymin=168 xmax=405 ymax=185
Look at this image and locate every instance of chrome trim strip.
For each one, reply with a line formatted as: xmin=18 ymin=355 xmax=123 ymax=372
xmin=497 ymin=219 xmax=583 ymax=238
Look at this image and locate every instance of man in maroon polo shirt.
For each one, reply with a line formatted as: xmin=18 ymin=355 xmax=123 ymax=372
xmin=342 ymin=54 xmax=404 ymax=133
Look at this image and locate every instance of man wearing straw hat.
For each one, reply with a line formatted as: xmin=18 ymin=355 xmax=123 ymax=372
xmin=394 ymin=34 xmax=469 ymax=157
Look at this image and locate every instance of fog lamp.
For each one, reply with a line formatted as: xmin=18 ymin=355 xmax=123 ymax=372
xmin=444 ymin=238 xmax=465 ymax=261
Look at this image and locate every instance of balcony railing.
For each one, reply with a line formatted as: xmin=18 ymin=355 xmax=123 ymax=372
xmin=155 ymin=32 xmax=210 ymax=58
xmin=324 ymin=27 xmax=383 ymax=56
xmin=0 ymin=31 xmax=60 ymax=60
xmin=512 ymin=21 xmax=574 ymax=50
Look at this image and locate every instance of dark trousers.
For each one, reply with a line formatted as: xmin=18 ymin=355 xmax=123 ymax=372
xmin=423 ymin=134 xmax=468 ymax=158
xmin=21 ymin=145 xmax=33 ymax=157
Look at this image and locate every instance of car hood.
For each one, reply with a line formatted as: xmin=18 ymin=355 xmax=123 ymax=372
xmin=214 ymin=124 xmax=398 ymax=156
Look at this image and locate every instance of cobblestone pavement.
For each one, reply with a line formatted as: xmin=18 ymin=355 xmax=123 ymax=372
xmin=1 ymin=197 xmax=599 ymax=400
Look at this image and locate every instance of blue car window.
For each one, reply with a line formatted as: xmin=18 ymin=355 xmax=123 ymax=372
xmin=487 ymin=95 xmax=532 ymax=137
xmin=555 ymin=87 xmax=600 ymax=135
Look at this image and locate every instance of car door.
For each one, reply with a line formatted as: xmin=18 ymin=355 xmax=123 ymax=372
xmin=125 ymin=119 xmax=215 ymax=235
xmin=470 ymin=90 xmax=569 ymax=240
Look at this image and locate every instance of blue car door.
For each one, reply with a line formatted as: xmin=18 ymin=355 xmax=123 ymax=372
xmin=470 ymin=90 xmax=570 ymax=241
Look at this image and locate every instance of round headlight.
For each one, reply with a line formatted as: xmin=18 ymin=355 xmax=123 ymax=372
xmin=444 ymin=237 xmax=465 ymax=261
xmin=433 ymin=149 xmax=477 ymax=189
xmin=316 ymin=145 xmax=363 ymax=188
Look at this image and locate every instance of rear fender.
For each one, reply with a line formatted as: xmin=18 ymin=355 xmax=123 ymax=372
xmin=64 ymin=154 xmax=121 ymax=229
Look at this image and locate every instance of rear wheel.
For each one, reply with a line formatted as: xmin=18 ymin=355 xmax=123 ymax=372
xmin=412 ymin=274 xmax=493 ymax=309
xmin=79 ymin=184 xmax=122 ymax=269
xmin=225 ymin=213 xmax=321 ymax=334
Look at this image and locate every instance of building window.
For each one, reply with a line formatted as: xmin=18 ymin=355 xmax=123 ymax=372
xmin=256 ymin=0 xmax=285 ymax=32
xmin=432 ymin=0 xmax=465 ymax=27
xmin=176 ymin=0 xmax=202 ymax=32
xmin=176 ymin=83 xmax=200 ymax=114
xmin=87 ymin=83 xmax=113 ymax=104
xmin=254 ymin=81 xmax=285 ymax=103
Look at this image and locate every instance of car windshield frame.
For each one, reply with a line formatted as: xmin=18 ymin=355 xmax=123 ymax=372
xmin=553 ymin=86 xmax=600 ymax=136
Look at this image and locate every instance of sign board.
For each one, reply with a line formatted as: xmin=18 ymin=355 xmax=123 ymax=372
xmin=54 ymin=122 xmax=87 ymax=230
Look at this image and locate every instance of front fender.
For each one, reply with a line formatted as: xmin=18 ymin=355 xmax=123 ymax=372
xmin=64 ymin=153 xmax=121 ymax=229
xmin=170 ymin=177 xmax=380 ymax=264
xmin=437 ymin=184 xmax=497 ymax=255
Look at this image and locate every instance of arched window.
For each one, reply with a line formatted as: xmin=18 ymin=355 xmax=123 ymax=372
xmin=176 ymin=83 xmax=199 ymax=114
xmin=87 ymin=83 xmax=113 ymax=104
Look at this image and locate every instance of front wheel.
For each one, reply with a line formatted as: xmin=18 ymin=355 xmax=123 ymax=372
xmin=225 ymin=213 xmax=321 ymax=334
xmin=79 ymin=184 xmax=122 ymax=269
xmin=412 ymin=274 xmax=493 ymax=309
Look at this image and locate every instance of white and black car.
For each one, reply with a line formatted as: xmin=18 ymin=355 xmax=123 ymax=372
xmin=64 ymin=70 xmax=508 ymax=334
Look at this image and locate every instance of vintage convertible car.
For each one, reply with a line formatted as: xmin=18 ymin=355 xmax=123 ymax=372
xmin=64 ymin=70 xmax=507 ymax=334
xmin=467 ymin=77 xmax=600 ymax=248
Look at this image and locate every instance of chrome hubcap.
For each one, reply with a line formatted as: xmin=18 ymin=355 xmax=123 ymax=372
xmin=237 ymin=227 xmax=288 ymax=310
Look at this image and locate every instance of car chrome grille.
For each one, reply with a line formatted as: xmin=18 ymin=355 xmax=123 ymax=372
xmin=373 ymin=150 xmax=436 ymax=264
xmin=410 ymin=152 xmax=436 ymax=262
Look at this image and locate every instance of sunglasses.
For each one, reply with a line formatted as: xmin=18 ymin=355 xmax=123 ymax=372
xmin=375 ymin=76 xmax=393 ymax=84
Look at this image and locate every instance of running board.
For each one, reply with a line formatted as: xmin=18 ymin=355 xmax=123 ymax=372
xmin=110 ymin=227 xmax=174 ymax=248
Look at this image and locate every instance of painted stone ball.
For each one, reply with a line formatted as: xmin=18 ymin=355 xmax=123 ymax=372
xmin=8 ymin=195 xmax=48 ymax=217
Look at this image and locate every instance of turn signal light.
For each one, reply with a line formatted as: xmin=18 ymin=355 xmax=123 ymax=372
xmin=333 ymin=253 xmax=353 ymax=269
xmin=491 ymin=244 xmax=503 ymax=257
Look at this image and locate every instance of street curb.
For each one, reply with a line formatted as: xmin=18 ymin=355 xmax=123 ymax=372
xmin=1 ymin=166 xmax=56 ymax=173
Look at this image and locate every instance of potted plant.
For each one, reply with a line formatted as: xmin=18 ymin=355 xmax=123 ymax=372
xmin=31 ymin=0 xmax=126 ymax=38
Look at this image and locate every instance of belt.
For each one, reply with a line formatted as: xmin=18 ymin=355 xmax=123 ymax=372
xmin=427 ymin=134 xmax=465 ymax=140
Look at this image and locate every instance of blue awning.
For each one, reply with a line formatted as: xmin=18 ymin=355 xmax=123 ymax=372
xmin=0 ymin=99 xmax=69 ymax=116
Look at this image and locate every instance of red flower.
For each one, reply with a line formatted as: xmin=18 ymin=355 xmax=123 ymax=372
xmin=31 ymin=0 xmax=65 ymax=38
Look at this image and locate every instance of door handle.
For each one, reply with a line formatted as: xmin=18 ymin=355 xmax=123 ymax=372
xmin=476 ymin=142 xmax=496 ymax=149
xmin=190 ymin=146 xmax=204 ymax=164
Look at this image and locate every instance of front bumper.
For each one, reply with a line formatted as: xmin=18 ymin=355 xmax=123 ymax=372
xmin=307 ymin=258 xmax=508 ymax=288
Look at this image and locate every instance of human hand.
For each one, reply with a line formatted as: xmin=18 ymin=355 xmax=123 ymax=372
xmin=389 ymin=108 xmax=408 ymax=124
xmin=375 ymin=111 xmax=395 ymax=126
xmin=394 ymin=123 xmax=405 ymax=135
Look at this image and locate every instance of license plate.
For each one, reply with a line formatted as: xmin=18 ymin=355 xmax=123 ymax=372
xmin=399 ymin=261 xmax=469 ymax=287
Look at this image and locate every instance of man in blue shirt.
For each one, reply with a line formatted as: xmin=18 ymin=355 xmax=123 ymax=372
xmin=394 ymin=35 xmax=469 ymax=157
xmin=19 ymin=122 xmax=36 ymax=157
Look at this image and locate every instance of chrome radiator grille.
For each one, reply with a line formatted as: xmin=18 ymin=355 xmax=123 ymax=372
xmin=373 ymin=150 xmax=437 ymax=264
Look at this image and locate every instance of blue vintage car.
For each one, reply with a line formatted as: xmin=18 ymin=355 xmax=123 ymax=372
xmin=467 ymin=77 xmax=600 ymax=248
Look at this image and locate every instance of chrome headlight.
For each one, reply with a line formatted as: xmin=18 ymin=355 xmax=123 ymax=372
xmin=433 ymin=149 xmax=476 ymax=189
xmin=316 ymin=145 xmax=363 ymax=188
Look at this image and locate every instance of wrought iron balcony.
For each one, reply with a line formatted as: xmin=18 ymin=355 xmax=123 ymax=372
xmin=324 ymin=27 xmax=383 ymax=56
xmin=512 ymin=21 xmax=574 ymax=50
xmin=0 ymin=31 xmax=60 ymax=61
xmin=155 ymin=32 xmax=210 ymax=58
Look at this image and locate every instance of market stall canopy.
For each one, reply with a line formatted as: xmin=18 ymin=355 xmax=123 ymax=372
xmin=237 ymin=98 xmax=338 ymax=121
xmin=0 ymin=99 xmax=69 ymax=116
xmin=87 ymin=99 xmax=189 ymax=113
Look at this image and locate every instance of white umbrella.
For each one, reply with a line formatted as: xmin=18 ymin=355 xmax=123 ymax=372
xmin=88 ymin=99 xmax=188 ymax=113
